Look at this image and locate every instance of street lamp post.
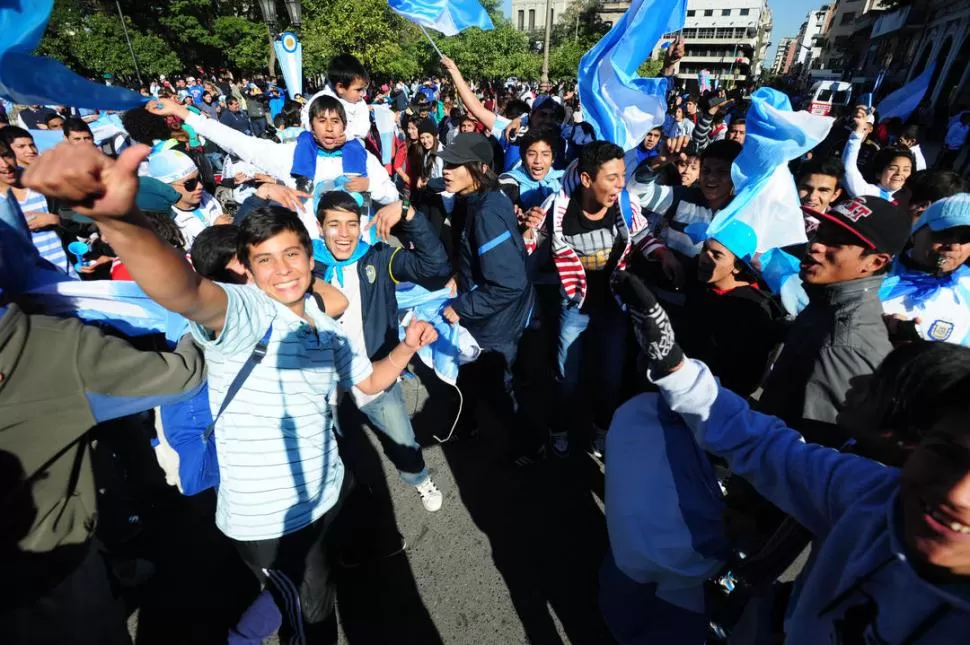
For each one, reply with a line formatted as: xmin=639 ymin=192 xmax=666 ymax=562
xmin=541 ymin=0 xmax=552 ymax=83
xmin=283 ymin=0 xmax=302 ymax=30
xmin=115 ymin=0 xmax=143 ymax=87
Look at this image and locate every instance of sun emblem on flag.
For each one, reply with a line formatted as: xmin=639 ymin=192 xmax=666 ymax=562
xmin=280 ymin=32 xmax=299 ymax=53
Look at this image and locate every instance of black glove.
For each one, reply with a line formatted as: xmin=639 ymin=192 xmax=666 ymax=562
xmin=614 ymin=271 xmax=684 ymax=379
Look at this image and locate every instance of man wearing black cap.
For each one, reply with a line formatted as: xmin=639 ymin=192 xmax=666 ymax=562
xmin=758 ymin=196 xmax=912 ymax=436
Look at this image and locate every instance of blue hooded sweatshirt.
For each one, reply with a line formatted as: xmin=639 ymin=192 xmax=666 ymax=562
xmin=656 ymin=359 xmax=970 ymax=644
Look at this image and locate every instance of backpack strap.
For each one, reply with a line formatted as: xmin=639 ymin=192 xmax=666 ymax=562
xmin=202 ymin=324 xmax=273 ymax=441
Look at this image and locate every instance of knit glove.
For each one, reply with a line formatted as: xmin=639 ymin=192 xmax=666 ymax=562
xmin=614 ymin=271 xmax=684 ymax=379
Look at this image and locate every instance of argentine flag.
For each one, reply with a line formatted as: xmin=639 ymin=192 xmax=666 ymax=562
xmin=876 ymin=63 xmax=936 ymax=123
xmin=388 ymin=0 xmax=494 ymax=36
xmin=578 ymin=0 xmax=687 ymax=151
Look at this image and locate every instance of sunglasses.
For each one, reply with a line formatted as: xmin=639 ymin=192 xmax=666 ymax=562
xmin=179 ymin=177 xmax=200 ymax=191
xmin=932 ymin=226 xmax=970 ymax=245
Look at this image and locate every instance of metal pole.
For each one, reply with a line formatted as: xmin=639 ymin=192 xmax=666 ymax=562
xmin=541 ymin=0 xmax=553 ymax=83
xmin=115 ymin=0 xmax=143 ymax=86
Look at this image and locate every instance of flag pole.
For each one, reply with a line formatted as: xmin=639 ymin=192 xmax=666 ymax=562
xmin=419 ymin=25 xmax=444 ymax=58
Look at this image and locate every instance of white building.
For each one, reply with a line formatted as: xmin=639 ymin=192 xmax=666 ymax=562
xmin=674 ymin=0 xmax=773 ymax=86
xmin=820 ymin=0 xmax=887 ymax=72
xmin=511 ymin=0 xmax=574 ymax=32
xmin=795 ymin=5 xmax=833 ymax=70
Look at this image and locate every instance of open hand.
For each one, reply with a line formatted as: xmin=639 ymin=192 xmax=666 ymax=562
xmin=257 ymin=183 xmax=309 ymax=212
xmin=368 ymin=201 xmax=410 ymax=242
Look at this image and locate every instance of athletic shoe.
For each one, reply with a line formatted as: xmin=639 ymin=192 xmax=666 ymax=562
xmin=590 ymin=427 xmax=608 ymax=459
xmin=415 ymin=478 xmax=443 ymax=512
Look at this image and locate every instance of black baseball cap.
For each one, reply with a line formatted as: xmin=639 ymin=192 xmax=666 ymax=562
xmin=439 ymin=133 xmax=494 ymax=166
xmin=816 ymin=196 xmax=911 ymax=257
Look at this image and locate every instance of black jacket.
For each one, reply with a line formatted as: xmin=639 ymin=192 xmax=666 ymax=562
xmin=453 ymin=190 xmax=535 ymax=349
xmin=313 ymin=211 xmax=450 ymax=360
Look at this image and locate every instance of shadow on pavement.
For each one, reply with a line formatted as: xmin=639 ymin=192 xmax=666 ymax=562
xmin=412 ymin=360 xmax=616 ymax=645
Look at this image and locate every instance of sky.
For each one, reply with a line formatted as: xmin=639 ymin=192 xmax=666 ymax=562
xmin=500 ymin=0 xmax=823 ymax=68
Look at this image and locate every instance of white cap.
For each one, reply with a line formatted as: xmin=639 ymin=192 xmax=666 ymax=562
xmin=148 ymin=150 xmax=198 ymax=185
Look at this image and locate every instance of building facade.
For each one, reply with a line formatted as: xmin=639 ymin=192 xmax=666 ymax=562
xmin=794 ymin=4 xmax=834 ymax=73
xmin=511 ymin=0 xmax=574 ymax=33
xmin=819 ymin=0 xmax=886 ymax=72
xmin=674 ymin=0 xmax=773 ymax=86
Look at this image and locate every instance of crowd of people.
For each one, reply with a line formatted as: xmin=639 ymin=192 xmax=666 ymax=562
xmin=3 ymin=34 xmax=970 ymax=645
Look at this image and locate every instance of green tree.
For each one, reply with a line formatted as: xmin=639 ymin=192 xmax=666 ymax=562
xmin=551 ymin=0 xmax=609 ymax=49
xmin=438 ymin=22 xmax=541 ymax=79
xmin=548 ymin=41 xmax=587 ymax=80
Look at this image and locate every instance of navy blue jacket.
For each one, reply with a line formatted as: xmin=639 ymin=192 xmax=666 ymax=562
xmin=313 ymin=211 xmax=450 ymax=360
xmin=219 ymin=108 xmax=251 ymax=135
xmin=453 ymin=190 xmax=534 ymax=349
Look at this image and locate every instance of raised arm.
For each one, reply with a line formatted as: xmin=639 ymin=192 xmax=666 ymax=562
xmin=440 ymin=56 xmax=497 ymax=131
xmin=841 ymin=110 xmax=879 ymax=198
xmin=21 ymin=143 xmax=229 ymax=334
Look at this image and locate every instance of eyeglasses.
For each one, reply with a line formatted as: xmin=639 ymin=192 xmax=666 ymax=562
xmin=179 ymin=177 xmax=200 ymax=191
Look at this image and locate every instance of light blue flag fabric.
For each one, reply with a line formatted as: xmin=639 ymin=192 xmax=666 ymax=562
xmin=28 ymin=129 xmax=65 ymax=153
xmin=876 ymin=63 xmax=936 ymax=122
xmin=1 ymin=189 xmax=189 ymax=342
xmin=273 ymin=32 xmax=303 ymax=100
xmin=577 ymin=0 xmax=686 ymax=151
xmin=0 ymin=0 xmax=147 ymax=110
xmin=394 ymin=283 xmax=480 ymax=385
xmin=388 ymin=0 xmax=494 ymax=36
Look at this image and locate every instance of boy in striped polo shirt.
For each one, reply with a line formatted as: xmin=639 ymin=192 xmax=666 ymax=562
xmin=23 ymin=142 xmax=438 ymax=645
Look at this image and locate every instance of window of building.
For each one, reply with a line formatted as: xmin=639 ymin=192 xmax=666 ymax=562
xmin=739 ymin=8 xmax=750 ymax=15
xmin=840 ymin=11 xmax=855 ymax=25
xmin=704 ymin=9 xmax=713 ymax=16
xmin=734 ymin=27 xmax=747 ymax=38
xmin=517 ymin=10 xmax=524 ymax=30
xmin=529 ymin=9 xmax=535 ymax=30
xmin=682 ymin=28 xmax=697 ymax=38
xmin=715 ymin=27 xmax=733 ymax=38
xmin=687 ymin=9 xmax=695 ymax=16
xmin=722 ymin=9 xmax=731 ymax=16
xmin=698 ymin=27 xmax=715 ymax=38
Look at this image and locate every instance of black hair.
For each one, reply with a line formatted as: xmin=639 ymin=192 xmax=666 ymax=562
xmin=0 ymin=139 xmax=12 ymax=159
xmin=531 ymin=99 xmax=566 ymax=125
xmin=797 ymin=155 xmax=843 ymax=182
xmin=0 ymin=126 xmax=32 ymax=146
xmin=517 ymin=125 xmax=561 ymax=163
xmin=503 ymin=99 xmax=531 ymax=120
xmin=62 ymin=117 xmax=93 ymax=138
xmin=43 ymin=113 xmax=63 ymax=126
xmin=907 ymin=170 xmax=967 ymax=205
xmin=327 ymin=53 xmax=370 ymax=89
xmin=315 ymin=190 xmax=362 ymax=223
xmin=307 ymin=95 xmax=347 ymax=126
xmin=237 ymin=205 xmax=313 ymax=270
xmin=458 ymin=160 xmax=499 ymax=195
xmin=226 ymin=95 xmax=239 ymax=105
xmin=280 ymin=100 xmax=303 ymax=128
xmin=579 ymin=140 xmax=624 ymax=179
xmin=851 ymin=342 xmax=970 ymax=465
xmin=190 ymin=224 xmax=243 ymax=282
xmin=727 ymin=117 xmax=746 ymax=128
xmin=122 ymin=107 xmax=172 ymax=144
xmin=899 ymin=125 xmax=919 ymax=143
xmin=700 ymin=139 xmax=742 ymax=165
xmin=141 ymin=211 xmax=187 ymax=251
xmin=867 ymin=146 xmax=915 ymax=184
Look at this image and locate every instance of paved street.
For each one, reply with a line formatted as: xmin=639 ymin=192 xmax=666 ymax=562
xmin=126 ymin=363 xmax=616 ymax=645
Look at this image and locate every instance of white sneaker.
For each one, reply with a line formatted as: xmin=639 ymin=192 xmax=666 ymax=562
xmin=415 ymin=478 xmax=443 ymax=512
xmin=591 ymin=427 xmax=608 ymax=460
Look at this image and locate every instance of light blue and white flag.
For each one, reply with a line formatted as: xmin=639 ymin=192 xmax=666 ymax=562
xmin=395 ymin=283 xmax=480 ymax=385
xmin=876 ymin=63 xmax=936 ymax=122
xmin=578 ymin=0 xmax=686 ymax=152
xmin=0 ymin=0 xmax=146 ymax=110
xmin=388 ymin=0 xmax=494 ymax=37
xmin=273 ymin=32 xmax=303 ymax=100
xmin=1 ymin=189 xmax=188 ymax=342
xmin=706 ymin=88 xmax=833 ymax=255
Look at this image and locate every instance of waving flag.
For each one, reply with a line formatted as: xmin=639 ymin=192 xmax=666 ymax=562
xmin=876 ymin=63 xmax=936 ymax=122
xmin=0 ymin=0 xmax=147 ymax=110
xmin=578 ymin=0 xmax=687 ymax=151
xmin=388 ymin=0 xmax=494 ymax=36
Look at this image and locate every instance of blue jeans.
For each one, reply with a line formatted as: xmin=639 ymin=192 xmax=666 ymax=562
xmin=356 ymin=382 xmax=428 ymax=486
xmin=554 ymin=301 xmax=628 ymax=434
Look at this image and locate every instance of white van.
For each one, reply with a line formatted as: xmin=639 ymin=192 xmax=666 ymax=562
xmin=808 ymin=81 xmax=853 ymax=116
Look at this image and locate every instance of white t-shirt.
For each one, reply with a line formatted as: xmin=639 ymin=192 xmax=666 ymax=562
xmin=171 ymin=192 xmax=224 ymax=249
xmin=328 ymin=261 xmax=384 ymax=407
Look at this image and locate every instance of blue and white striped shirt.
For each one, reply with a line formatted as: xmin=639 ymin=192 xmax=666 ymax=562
xmin=190 ymin=283 xmax=373 ymax=541
xmin=18 ymin=189 xmax=74 ymax=276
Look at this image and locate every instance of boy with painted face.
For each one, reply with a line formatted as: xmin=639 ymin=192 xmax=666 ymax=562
xmin=312 ymin=191 xmax=451 ymax=511
xmin=147 ymin=149 xmax=229 ymax=249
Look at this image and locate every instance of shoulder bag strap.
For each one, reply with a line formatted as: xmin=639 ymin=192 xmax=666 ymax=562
xmin=202 ymin=323 xmax=273 ymax=441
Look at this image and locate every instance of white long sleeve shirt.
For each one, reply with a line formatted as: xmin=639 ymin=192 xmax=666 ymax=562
xmin=841 ymin=132 xmax=896 ymax=200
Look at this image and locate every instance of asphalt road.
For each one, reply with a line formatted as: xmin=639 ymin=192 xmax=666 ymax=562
xmin=125 ymin=362 xmax=616 ymax=645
